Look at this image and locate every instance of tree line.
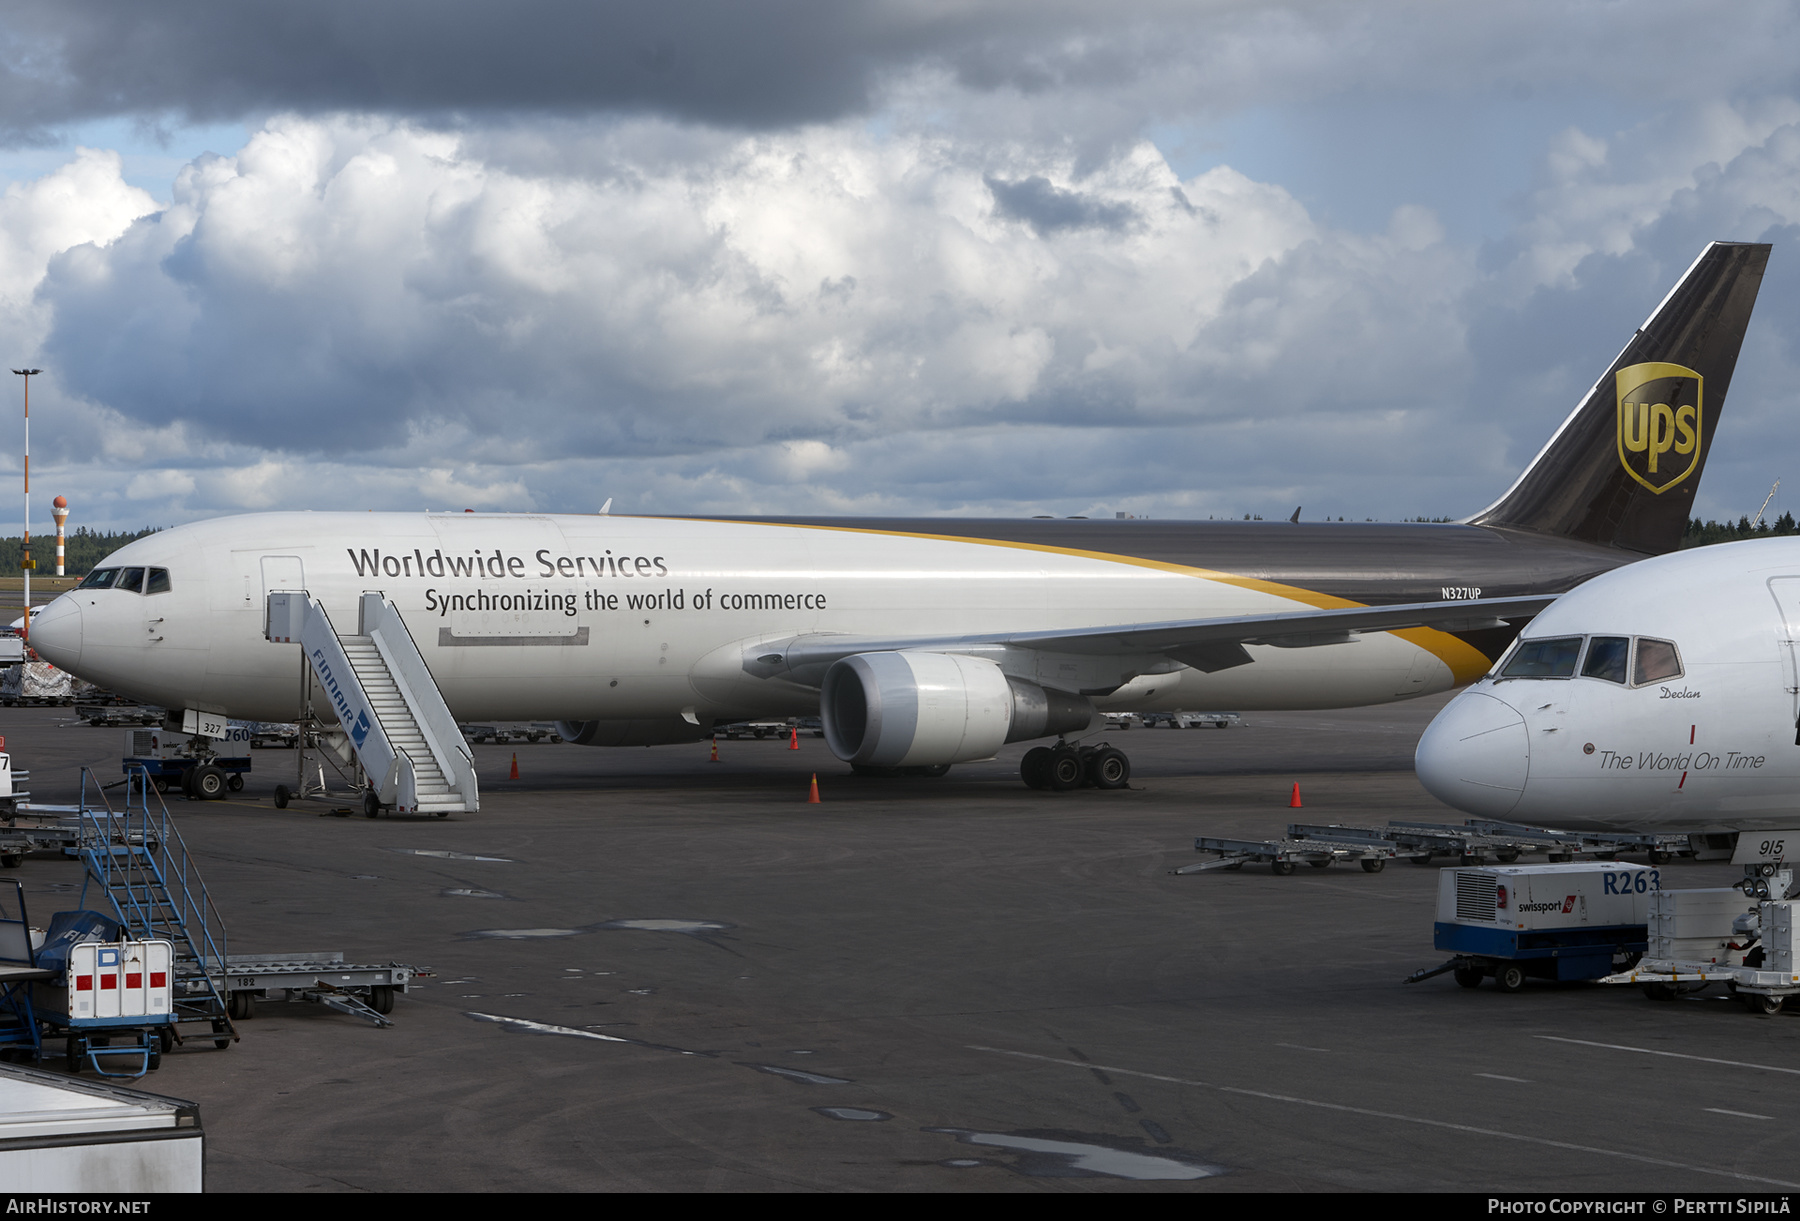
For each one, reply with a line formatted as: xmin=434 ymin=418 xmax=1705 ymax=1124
xmin=1681 ymin=513 xmax=1799 ymax=548
xmin=0 ymin=527 xmax=162 ymax=575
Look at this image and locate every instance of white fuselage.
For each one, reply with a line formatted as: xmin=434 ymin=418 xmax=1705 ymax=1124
xmin=1416 ymin=538 xmax=1800 ymax=831
xmin=29 ymin=512 xmax=1471 ymax=728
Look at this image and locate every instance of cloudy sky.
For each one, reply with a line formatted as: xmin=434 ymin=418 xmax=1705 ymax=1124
xmin=2 ymin=1 xmax=1799 ymax=533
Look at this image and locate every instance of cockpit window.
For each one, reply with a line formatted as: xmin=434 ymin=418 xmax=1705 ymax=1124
xmin=1634 ymin=638 xmax=1683 ymax=686
xmin=145 ymin=568 xmax=170 ymax=595
xmin=1499 ymin=637 xmax=1582 ymax=678
xmin=1582 ymin=636 xmax=1630 ymax=684
xmin=78 ymin=568 xmax=118 ymax=589
xmin=115 ymin=567 xmax=145 ymax=594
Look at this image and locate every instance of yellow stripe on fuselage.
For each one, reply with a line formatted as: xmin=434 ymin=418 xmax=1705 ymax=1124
xmin=680 ymin=518 xmax=1496 ymax=686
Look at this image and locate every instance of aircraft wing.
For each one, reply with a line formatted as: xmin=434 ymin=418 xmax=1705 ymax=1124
xmin=777 ymin=594 xmax=1555 ymax=676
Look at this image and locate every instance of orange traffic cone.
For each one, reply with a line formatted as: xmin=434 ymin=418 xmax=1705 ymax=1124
xmin=710 ymin=738 xmax=719 ymax=762
xmin=510 ymin=752 xmax=519 ymax=780
xmin=789 ymin=727 xmax=800 ymax=750
xmin=807 ymin=773 xmax=821 ymax=803
xmin=1289 ymin=781 xmax=1303 ymax=808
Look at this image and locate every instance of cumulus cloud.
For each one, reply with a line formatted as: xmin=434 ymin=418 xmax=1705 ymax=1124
xmin=1 ymin=99 xmax=1796 ymax=529
xmin=0 ymin=4 xmax=1797 ymax=531
xmin=35 ymin=116 xmax=1329 ymax=462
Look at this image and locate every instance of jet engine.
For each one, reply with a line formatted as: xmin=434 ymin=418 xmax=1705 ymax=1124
xmin=819 ymin=651 xmax=1092 ymax=768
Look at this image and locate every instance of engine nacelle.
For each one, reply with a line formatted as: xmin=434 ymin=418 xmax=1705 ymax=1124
xmin=820 ymin=652 xmax=1093 ymax=767
xmin=555 ymin=717 xmax=712 ymax=747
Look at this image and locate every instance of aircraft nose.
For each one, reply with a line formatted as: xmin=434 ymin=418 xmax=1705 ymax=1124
xmin=28 ymin=596 xmax=81 ymax=671
xmin=1415 ymin=690 xmax=1529 ymax=818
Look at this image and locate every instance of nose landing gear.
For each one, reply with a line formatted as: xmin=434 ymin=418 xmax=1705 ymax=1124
xmin=1020 ymin=741 xmax=1132 ymax=792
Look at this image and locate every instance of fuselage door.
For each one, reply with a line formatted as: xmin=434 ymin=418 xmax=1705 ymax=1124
xmin=1765 ymin=577 xmax=1800 ymax=723
xmin=261 ymin=557 xmax=306 ymax=610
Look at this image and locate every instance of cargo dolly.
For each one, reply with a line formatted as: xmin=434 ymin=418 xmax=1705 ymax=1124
xmin=1179 ymin=819 xmax=1691 ymax=877
xmin=2 ymin=805 xmax=163 ymax=869
xmin=1181 ymin=832 xmax=1403 ymax=875
xmin=1402 ymin=819 xmax=1689 ymax=865
xmin=214 ymin=952 xmax=422 ymax=1028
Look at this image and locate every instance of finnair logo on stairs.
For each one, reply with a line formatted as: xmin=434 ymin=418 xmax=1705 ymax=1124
xmin=311 ymin=648 xmax=373 ymax=749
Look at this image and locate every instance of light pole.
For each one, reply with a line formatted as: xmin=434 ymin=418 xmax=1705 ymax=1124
xmin=10 ymin=369 xmax=38 ymax=642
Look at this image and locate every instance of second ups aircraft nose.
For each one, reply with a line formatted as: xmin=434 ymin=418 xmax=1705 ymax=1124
xmin=1414 ymin=690 xmax=1530 ymax=818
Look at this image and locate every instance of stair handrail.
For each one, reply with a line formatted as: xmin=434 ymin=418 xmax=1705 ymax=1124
xmin=360 ymin=593 xmax=478 ymax=812
xmin=77 ymin=766 xmax=229 ymax=974
xmin=277 ymin=593 xmax=399 ymax=797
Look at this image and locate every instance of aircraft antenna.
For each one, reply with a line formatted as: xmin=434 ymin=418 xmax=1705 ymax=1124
xmin=1752 ymin=478 xmax=1782 ymax=530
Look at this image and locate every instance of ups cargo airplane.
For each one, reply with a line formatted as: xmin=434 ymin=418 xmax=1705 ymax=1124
xmin=24 ymin=242 xmax=1772 ymax=804
xmin=1416 ymin=536 xmax=1800 ymax=833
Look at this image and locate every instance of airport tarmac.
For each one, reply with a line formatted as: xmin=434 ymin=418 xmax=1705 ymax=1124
xmin=4 ymin=696 xmax=1798 ymax=1193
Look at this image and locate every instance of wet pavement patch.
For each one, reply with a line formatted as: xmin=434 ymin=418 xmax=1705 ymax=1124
xmin=813 ymin=1107 xmax=890 ymax=1122
xmin=925 ymin=1129 xmax=1222 ymax=1181
xmin=594 ymin=919 xmax=732 ymax=934
xmin=463 ymin=927 xmax=580 ymax=939
xmin=741 ymin=1063 xmax=851 ymax=1085
xmin=386 ymin=848 xmax=513 ymax=862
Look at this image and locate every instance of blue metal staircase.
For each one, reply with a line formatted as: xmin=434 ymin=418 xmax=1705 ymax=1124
xmin=76 ymin=767 xmax=236 ymax=1043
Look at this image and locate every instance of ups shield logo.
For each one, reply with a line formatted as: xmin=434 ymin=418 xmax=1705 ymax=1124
xmin=1616 ymin=362 xmax=1702 ymax=494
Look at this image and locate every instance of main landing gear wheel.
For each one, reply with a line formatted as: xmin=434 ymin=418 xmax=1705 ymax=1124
xmin=363 ymin=791 xmax=382 ymax=819
xmin=273 ymin=785 xmax=290 ymax=809
xmin=1020 ymin=747 xmax=1055 ymax=790
xmin=1047 ymin=749 xmax=1084 ymax=792
xmin=1086 ymin=747 xmax=1130 ymax=790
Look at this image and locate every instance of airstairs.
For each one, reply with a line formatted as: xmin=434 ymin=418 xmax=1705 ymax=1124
xmin=267 ymin=591 xmax=478 ymax=817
